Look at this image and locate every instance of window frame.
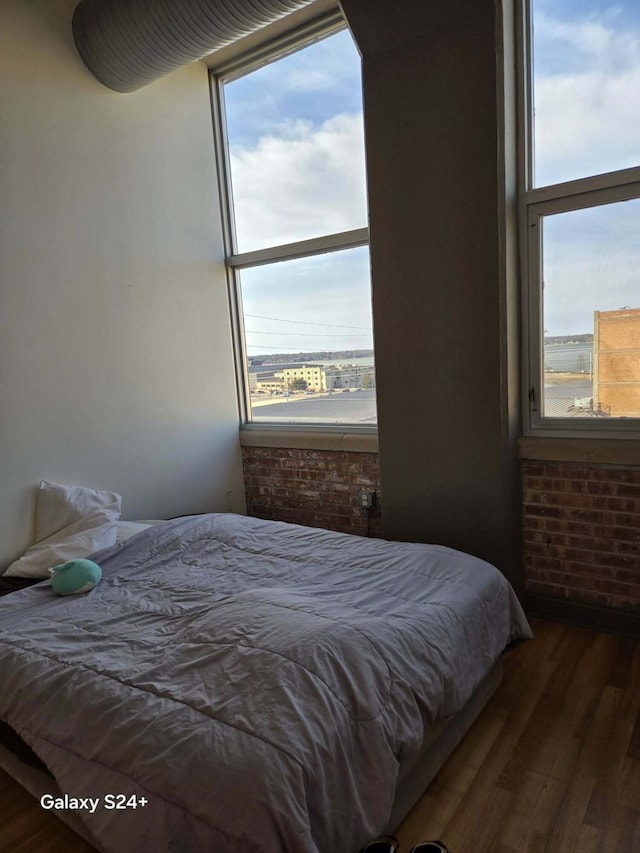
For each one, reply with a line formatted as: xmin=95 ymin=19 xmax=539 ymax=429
xmin=518 ymin=0 xmax=640 ymax=438
xmin=209 ymin=13 xmax=376 ymax=434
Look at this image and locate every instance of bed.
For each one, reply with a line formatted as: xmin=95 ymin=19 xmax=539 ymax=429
xmin=0 ymin=512 xmax=532 ymax=852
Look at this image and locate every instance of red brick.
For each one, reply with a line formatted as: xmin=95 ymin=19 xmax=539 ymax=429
xmin=525 ymin=580 xmax=567 ymax=598
xmin=592 ymin=496 xmax=637 ymax=513
xmin=564 ymin=535 xmax=613 ymax=554
xmin=594 ymin=552 xmax=640 ymax=571
xmin=611 ymin=596 xmax=640 ymax=613
xmin=592 ymin=577 xmax=640 ymax=597
xmin=589 ymin=467 xmax=634 ymax=482
xmin=587 ymin=480 xmax=615 ymax=496
xmin=522 ymin=463 xmax=545 ymax=477
xmin=522 ymin=458 xmax=640 ymax=611
xmin=526 ymin=555 xmax=564 ymax=572
xmin=612 ymin=512 xmax=640 ymax=528
xmin=558 ymin=465 xmax=591 ymax=480
xmin=614 ymin=541 xmax=640 ymax=556
xmin=566 ymin=508 xmax=606 ymax=524
xmin=567 ymin=588 xmax=613 ymax=608
xmin=612 ymin=527 xmax=640 ymax=542
xmin=614 ymin=567 xmax=640 ymax=585
xmin=524 ymin=503 xmax=562 ymax=518
xmin=564 ymin=519 xmax=595 ymax=536
xmin=242 ymin=446 xmax=381 ymax=538
xmin=553 ymin=491 xmax=594 ymax=508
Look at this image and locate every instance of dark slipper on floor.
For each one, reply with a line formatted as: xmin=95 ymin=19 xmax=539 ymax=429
xmin=409 ymin=842 xmax=449 ymax=853
xmin=360 ymin=835 xmax=400 ymax=853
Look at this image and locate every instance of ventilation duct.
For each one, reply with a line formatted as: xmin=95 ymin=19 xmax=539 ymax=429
xmin=72 ymin=0 xmax=318 ymax=93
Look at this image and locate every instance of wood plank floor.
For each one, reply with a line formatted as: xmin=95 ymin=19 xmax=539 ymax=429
xmin=396 ymin=618 xmax=640 ymax=853
xmin=1 ymin=618 xmax=638 ymax=852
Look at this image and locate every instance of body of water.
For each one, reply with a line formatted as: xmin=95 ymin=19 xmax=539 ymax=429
xmin=248 ymin=354 xmax=375 ymax=374
xmin=255 ymin=344 xmax=585 ymax=375
xmin=319 ymin=355 xmax=375 ymax=368
xmin=249 ymin=343 xmax=595 ymax=424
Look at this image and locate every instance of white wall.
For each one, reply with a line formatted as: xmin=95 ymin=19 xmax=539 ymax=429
xmin=0 ymin=0 xmax=246 ymax=569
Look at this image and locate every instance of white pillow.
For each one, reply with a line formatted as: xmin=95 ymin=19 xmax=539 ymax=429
xmin=34 ymin=480 xmax=121 ymax=542
xmin=4 ymin=481 xmax=122 ymax=578
xmin=115 ymin=520 xmax=152 ymax=544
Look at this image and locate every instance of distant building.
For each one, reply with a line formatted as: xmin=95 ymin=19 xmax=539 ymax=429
xmin=256 ymin=379 xmax=286 ymax=394
xmin=325 ymin=363 xmax=376 ymax=390
xmin=275 ymin=364 xmax=326 ymax=391
xmin=249 ymin=361 xmax=376 ymax=394
xmin=593 ymin=308 xmax=640 ymax=417
xmin=248 ymin=366 xmax=284 ymax=393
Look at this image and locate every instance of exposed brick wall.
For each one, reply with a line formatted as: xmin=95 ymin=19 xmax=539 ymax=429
xmin=242 ymin=447 xmax=382 ymax=537
xmin=522 ymin=460 xmax=640 ymax=612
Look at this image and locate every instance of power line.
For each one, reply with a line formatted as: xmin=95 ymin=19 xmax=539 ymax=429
xmin=246 ymin=344 xmax=374 ymax=352
xmin=245 ymin=330 xmax=370 ymax=337
xmin=246 ymin=344 xmax=331 ymax=350
xmin=244 ymin=313 xmax=370 ymax=330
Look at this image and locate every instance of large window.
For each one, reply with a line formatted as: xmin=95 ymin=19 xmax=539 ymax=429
xmin=522 ymin=0 xmax=640 ymax=431
xmin=213 ymin=20 xmax=376 ymax=428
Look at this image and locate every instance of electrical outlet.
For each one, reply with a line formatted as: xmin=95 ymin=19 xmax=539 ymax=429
xmin=357 ymin=490 xmax=376 ymax=509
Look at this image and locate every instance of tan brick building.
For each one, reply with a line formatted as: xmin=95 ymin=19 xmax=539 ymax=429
xmin=594 ymin=307 xmax=640 ymax=417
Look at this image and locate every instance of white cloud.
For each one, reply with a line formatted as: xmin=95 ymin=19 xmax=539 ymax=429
xmin=285 ymin=68 xmax=337 ymax=92
xmin=542 ymin=198 xmax=640 ymax=335
xmin=536 ymin=14 xmax=634 ymax=68
xmin=229 ymin=113 xmax=368 ymax=252
xmin=533 ymin=10 xmax=640 ymax=334
xmin=240 ymin=246 xmax=374 ymax=355
xmin=534 ymin=13 xmax=640 ymax=185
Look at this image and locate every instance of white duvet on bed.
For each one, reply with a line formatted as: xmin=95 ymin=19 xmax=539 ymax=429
xmin=0 ymin=513 xmax=531 ymax=852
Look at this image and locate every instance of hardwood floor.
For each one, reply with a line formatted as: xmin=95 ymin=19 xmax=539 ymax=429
xmin=0 ymin=767 xmax=95 ymax=852
xmin=396 ymin=618 xmax=640 ymax=853
xmin=1 ymin=619 xmax=639 ymax=852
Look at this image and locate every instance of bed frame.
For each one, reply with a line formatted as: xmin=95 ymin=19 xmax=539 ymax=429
xmin=0 ymin=661 xmax=503 ymax=850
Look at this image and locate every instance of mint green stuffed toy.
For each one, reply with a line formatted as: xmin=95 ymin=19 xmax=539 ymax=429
xmin=50 ymin=559 xmax=102 ymax=595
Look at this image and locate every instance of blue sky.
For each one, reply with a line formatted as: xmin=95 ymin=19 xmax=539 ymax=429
xmin=221 ymin=5 xmax=639 ymax=351
xmin=223 ymin=28 xmax=371 ymax=356
xmin=224 ymin=30 xmax=363 ymax=150
xmin=239 ymin=248 xmax=374 ymax=356
xmin=533 ymin=0 xmax=640 ymax=186
xmin=224 ymin=28 xmax=367 ymax=256
xmin=543 ymin=199 xmax=640 ymax=336
xmin=533 ymin=0 xmax=640 ymax=336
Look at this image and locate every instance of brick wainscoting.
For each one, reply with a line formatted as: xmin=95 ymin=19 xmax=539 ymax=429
xmin=242 ymin=446 xmax=382 ymax=537
xmin=522 ymin=460 xmax=640 ymax=613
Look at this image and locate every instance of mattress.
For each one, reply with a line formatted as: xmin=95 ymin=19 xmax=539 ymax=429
xmin=0 ymin=660 xmax=503 ymax=851
xmin=0 ymin=513 xmax=531 ymax=852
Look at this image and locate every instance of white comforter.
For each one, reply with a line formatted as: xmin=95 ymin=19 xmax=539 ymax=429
xmin=0 ymin=514 xmax=531 ymax=852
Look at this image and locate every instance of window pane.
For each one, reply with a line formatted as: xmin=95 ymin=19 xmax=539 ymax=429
xmin=223 ymin=29 xmax=368 ymax=253
xmin=541 ymin=198 xmax=640 ymax=418
xmin=532 ymin=0 xmax=640 ymax=187
xmin=240 ymin=247 xmax=376 ymax=425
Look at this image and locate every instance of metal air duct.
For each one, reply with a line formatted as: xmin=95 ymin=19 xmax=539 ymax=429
xmin=72 ymin=0 xmax=317 ymax=93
